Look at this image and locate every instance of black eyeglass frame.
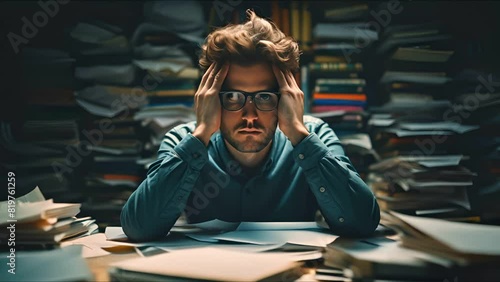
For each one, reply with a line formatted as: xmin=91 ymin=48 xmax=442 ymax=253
xmin=218 ymin=90 xmax=281 ymax=111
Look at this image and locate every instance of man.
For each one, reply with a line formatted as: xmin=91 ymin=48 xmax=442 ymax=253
xmin=121 ymin=10 xmax=380 ymax=241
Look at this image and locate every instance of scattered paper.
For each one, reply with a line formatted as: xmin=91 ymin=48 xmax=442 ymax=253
xmin=110 ymin=247 xmax=301 ymax=282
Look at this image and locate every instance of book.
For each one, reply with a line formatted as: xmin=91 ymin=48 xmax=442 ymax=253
xmin=313 ymin=93 xmax=367 ymax=101
xmin=309 ymin=62 xmax=363 ymax=72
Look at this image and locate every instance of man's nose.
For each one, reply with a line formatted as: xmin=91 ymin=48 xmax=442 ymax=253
xmin=242 ymin=97 xmax=258 ymax=122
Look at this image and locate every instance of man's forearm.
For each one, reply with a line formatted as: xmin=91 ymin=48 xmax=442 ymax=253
xmin=294 ymin=133 xmax=380 ymax=237
xmin=120 ymin=155 xmax=199 ymax=241
xmin=121 ymin=134 xmax=209 ymax=241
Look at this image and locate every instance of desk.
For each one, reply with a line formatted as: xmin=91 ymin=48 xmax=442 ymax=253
xmin=86 ymin=252 xmax=139 ymax=282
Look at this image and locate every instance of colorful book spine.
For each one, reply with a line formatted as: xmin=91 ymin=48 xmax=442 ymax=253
xmin=309 ymin=62 xmax=363 ymax=72
xmin=312 ymin=105 xmax=364 ymax=112
xmin=314 ymin=85 xmax=365 ymax=93
xmin=313 ymin=99 xmax=367 ymax=106
xmin=316 ymin=78 xmax=366 ymax=85
xmin=313 ymin=93 xmax=367 ymax=101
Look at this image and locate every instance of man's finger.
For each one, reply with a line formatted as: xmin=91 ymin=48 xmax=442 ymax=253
xmin=210 ymin=63 xmax=229 ymax=91
xmin=205 ymin=63 xmax=220 ymax=89
xmin=200 ymin=63 xmax=216 ymax=88
xmin=285 ymin=70 xmax=299 ymax=89
xmin=272 ymin=64 xmax=289 ymax=89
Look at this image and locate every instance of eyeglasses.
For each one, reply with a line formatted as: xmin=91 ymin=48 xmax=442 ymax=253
xmin=219 ymin=90 xmax=280 ymax=111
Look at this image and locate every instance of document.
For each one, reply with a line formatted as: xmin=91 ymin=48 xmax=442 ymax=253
xmin=61 ymin=233 xmax=115 ymax=258
xmin=236 ymin=221 xmax=321 ymax=231
xmin=187 ymin=230 xmax=338 ymax=247
xmin=110 ymin=247 xmax=302 ymax=282
xmin=392 ymin=212 xmax=500 ymax=256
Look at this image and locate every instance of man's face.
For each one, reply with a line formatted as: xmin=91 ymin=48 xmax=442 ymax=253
xmin=220 ymin=62 xmax=279 ymax=153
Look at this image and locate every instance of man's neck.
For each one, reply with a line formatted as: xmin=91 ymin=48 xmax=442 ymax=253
xmin=224 ymin=140 xmax=272 ymax=172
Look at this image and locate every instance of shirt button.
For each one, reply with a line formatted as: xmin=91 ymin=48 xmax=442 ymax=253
xmin=319 ymin=187 xmax=326 ymax=193
xmin=298 ymin=153 xmax=305 ymax=160
xmin=339 ymin=217 xmax=345 ymax=223
xmin=192 ymin=152 xmax=199 ymax=159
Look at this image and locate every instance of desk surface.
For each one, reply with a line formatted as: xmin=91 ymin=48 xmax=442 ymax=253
xmin=86 ymin=252 xmax=139 ymax=282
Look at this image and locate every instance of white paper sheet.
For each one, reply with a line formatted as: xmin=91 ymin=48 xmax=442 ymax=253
xmin=110 ymin=247 xmax=301 ymax=282
xmin=187 ymin=230 xmax=338 ymax=247
xmin=393 ymin=212 xmax=500 ymax=256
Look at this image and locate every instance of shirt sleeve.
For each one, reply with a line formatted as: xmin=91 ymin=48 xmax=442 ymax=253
xmin=120 ymin=122 xmax=208 ymax=241
xmin=292 ymin=116 xmax=380 ymax=237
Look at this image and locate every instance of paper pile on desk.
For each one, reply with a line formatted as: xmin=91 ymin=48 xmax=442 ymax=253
xmin=105 ymin=220 xmax=336 ymax=260
xmin=105 ymin=221 xmax=340 ymax=281
xmin=0 ymin=187 xmax=98 ymax=247
xmin=368 ymin=155 xmax=477 ymax=220
xmin=322 ymin=236 xmax=453 ymax=281
xmin=381 ymin=211 xmax=500 ymax=281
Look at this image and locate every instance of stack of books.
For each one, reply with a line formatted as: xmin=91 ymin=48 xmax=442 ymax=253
xmin=312 ymin=77 xmax=367 ymax=113
xmin=307 ymin=2 xmax=377 ymax=114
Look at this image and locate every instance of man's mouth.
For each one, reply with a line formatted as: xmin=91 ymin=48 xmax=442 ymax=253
xmin=238 ymin=129 xmax=262 ymax=135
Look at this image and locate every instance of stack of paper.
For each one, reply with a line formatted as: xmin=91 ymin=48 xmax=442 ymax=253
xmin=367 ymin=155 xmax=477 ymax=220
xmin=323 ymin=237 xmax=452 ymax=281
xmin=0 ymin=187 xmax=98 ymax=247
xmin=381 ymin=212 xmax=500 ymax=281
xmin=338 ymin=133 xmax=379 ymax=178
xmin=69 ymin=21 xmax=134 ymax=85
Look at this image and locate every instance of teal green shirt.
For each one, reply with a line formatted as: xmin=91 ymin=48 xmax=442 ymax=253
xmin=121 ymin=116 xmax=380 ymax=241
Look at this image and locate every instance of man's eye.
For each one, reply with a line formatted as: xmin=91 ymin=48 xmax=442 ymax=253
xmin=226 ymin=93 xmax=241 ymax=102
xmin=257 ymin=94 xmax=271 ymax=101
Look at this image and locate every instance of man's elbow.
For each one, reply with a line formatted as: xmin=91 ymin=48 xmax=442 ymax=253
xmin=331 ymin=199 xmax=381 ymax=237
xmin=120 ymin=206 xmax=165 ymax=242
xmin=353 ymin=198 xmax=381 ymax=237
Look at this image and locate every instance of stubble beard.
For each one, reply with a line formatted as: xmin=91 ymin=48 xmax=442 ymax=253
xmin=221 ymin=127 xmax=275 ymax=153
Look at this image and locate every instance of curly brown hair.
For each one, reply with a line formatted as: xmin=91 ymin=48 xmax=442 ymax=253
xmin=199 ymin=9 xmax=300 ymax=72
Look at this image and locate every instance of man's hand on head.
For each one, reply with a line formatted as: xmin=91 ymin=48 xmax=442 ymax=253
xmin=193 ymin=63 xmax=229 ymax=146
xmin=272 ymin=65 xmax=309 ymax=146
